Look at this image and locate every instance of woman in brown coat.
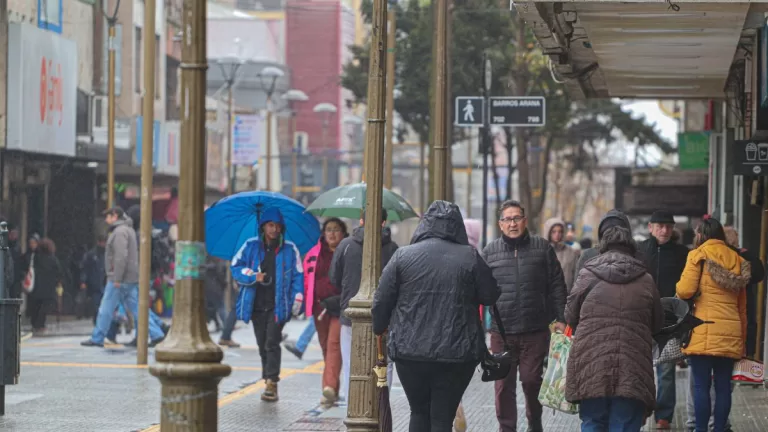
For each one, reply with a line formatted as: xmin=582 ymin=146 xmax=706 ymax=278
xmin=565 ymin=225 xmax=663 ymax=431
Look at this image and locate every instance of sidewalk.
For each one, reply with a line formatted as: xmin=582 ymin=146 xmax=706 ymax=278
xmin=3 ymin=318 xmax=768 ymax=431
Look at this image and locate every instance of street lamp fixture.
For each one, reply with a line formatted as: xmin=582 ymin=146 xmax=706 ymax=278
xmin=258 ymin=66 xmax=286 ymax=191
xmin=280 ymin=89 xmax=310 ymax=198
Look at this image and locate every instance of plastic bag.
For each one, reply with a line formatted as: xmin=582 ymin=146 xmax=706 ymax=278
xmin=538 ymin=326 xmax=578 ymax=415
xmin=732 ymin=358 xmax=764 ymax=384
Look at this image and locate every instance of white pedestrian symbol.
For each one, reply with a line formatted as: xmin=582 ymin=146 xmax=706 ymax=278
xmin=463 ymin=100 xmax=475 ymax=122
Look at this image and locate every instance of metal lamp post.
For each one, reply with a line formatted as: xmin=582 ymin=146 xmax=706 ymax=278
xmin=343 ymin=0 xmax=389 ymax=429
xmin=313 ymin=103 xmax=338 ymax=191
xmin=217 ymin=40 xmax=246 ymax=197
xmin=258 ymin=66 xmax=285 ymax=191
xmin=103 ymin=0 xmax=121 ymax=208
xmin=149 ymin=0 xmax=231 ymax=429
xmin=280 ymin=89 xmax=309 ymax=198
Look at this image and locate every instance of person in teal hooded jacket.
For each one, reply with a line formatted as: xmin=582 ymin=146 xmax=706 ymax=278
xmin=232 ymin=207 xmax=304 ymax=402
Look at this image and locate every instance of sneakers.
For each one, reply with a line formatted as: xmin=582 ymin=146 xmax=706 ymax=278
xmin=219 ymin=339 xmax=241 ymax=348
xmin=81 ymin=339 xmax=104 ymax=347
xmin=283 ymin=341 xmax=303 ymax=360
xmin=320 ymin=387 xmax=337 ymax=406
xmin=656 ymin=420 xmax=671 ymax=430
xmin=261 ymin=379 xmax=278 ymax=402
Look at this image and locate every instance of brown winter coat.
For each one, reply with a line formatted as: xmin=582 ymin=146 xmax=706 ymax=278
xmin=544 ymin=218 xmax=581 ymax=292
xmin=565 ymin=249 xmax=663 ymax=410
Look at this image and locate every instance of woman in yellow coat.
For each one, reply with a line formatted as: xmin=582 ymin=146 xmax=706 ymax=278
xmin=676 ymin=217 xmax=750 ymax=432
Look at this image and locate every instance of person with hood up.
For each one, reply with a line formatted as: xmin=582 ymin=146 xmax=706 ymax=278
xmin=82 ymin=207 xmax=167 ymax=347
xmin=565 ymin=225 xmax=663 ymax=431
xmin=331 ymin=208 xmax=398 ymax=402
xmin=637 ymin=210 xmax=690 ymax=430
xmin=372 ymin=201 xmax=500 ymax=432
xmin=677 ymin=217 xmax=750 ymax=432
xmin=483 ymin=200 xmax=567 ymax=432
xmin=574 ymin=209 xmax=633 ymax=281
xmin=231 ymin=207 xmax=304 ymax=402
xmin=544 ymin=218 xmax=581 ymax=292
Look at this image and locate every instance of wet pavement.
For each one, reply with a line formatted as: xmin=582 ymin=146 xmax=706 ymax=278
xmin=2 ymin=317 xmax=768 ymax=431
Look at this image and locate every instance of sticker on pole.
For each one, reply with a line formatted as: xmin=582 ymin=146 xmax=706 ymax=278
xmin=174 ymin=241 xmax=207 ymax=280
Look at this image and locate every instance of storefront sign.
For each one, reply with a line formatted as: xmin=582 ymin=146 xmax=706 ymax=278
xmin=733 ymin=140 xmax=768 ymax=176
xmin=38 ymin=0 xmax=63 ymax=34
xmin=6 ymin=23 xmax=77 ymax=157
xmin=135 ymin=116 xmax=161 ymax=167
xmin=677 ymin=132 xmax=710 ymax=170
xmin=233 ymin=115 xmax=263 ymax=165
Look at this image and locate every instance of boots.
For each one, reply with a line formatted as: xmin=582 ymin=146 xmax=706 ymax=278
xmin=261 ymin=379 xmax=278 ymax=402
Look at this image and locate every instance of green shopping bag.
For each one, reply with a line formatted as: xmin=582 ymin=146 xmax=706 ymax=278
xmin=538 ymin=326 xmax=578 ymax=414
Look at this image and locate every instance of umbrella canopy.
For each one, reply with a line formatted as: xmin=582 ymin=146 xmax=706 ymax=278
xmin=653 ymin=297 xmax=713 ymax=352
xmin=305 ymin=183 xmax=419 ymax=222
xmin=205 ymin=191 xmax=321 ymax=260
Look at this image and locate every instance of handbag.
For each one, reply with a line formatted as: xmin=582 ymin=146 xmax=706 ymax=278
xmin=480 ymin=305 xmax=514 ymax=382
xmin=654 ymin=337 xmax=685 ymax=366
xmin=22 ymin=254 xmax=35 ymax=294
xmin=681 ymin=261 xmax=706 ymax=349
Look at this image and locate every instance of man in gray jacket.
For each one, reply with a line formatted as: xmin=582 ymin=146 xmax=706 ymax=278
xmin=82 ymin=207 xmax=166 ymax=347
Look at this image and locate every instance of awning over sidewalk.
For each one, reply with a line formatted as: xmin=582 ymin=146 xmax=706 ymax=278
xmin=515 ymin=1 xmax=767 ymax=99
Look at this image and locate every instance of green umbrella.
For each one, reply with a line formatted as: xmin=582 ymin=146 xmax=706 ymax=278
xmin=306 ymin=183 xmax=419 ymax=222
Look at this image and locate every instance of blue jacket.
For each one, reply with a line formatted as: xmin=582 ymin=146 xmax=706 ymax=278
xmin=232 ymin=208 xmax=304 ymax=323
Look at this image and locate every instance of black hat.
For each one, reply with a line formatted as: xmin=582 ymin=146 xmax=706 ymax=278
xmin=650 ymin=210 xmax=675 ymax=224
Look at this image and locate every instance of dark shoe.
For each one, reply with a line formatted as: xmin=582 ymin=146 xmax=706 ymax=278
xmin=81 ymin=339 xmax=104 ymax=347
xmin=149 ymin=336 xmax=165 ymax=347
xmin=219 ymin=339 xmax=241 ymax=348
xmin=283 ymin=341 xmax=303 ymax=360
xmin=261 ymin=379 xmax=278 ymax=402
xmin=161 ymin=323 xmax=171 ymax=335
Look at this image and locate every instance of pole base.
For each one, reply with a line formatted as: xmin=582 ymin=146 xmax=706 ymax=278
xmin=343 ymin=416 xmax=380 ymax=432
xmin=149 ymin=362 xmax=231 ymax=431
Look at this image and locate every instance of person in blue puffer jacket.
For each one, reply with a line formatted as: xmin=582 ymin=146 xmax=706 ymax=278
xmin=232 ymin=207 xmax=304 ymax=402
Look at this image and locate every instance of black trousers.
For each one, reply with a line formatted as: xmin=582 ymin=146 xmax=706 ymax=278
xmin=252 ymin=308 xmax=286 ymax=381
xmin=27 ymin=297 xmax=48 ymax=330
xmin=395 ymin=359 xmax=476 ymax=432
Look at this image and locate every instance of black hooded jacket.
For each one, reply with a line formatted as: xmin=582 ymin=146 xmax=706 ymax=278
xmin=637 ymin=235 xmax=689 ymax=298
xmin=372 ymin=201 xmax=500 ymax=363
xmin=330 ymin=224 xmax=399 ymax=326
xmin=483 ymin=228 xmax=567 ymax=335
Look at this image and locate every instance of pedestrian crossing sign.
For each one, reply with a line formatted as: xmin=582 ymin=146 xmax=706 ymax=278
xmin=455 ymin=96 xmax=484 ymax=127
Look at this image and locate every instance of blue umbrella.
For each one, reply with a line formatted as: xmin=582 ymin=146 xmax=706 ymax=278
xmin=205 ymin=191 xmax=321 ymax=260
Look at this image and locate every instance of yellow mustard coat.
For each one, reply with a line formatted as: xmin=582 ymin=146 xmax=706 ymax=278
xmin=676 ymin=239 xmax=750 ymax=360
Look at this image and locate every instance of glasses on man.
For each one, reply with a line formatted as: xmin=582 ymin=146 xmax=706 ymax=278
xmin=499 ymin=216 xmax=525 ymax=224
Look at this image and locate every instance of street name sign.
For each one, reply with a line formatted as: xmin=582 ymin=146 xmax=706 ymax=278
xmin=489 ymin=96 xmax=546 ymax=127
xmin=455 ymin=96 xmax=484 ymax=127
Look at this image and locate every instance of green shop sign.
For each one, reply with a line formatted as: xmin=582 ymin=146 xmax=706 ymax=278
xmin=678 ymin=132 xmax=710 ymax=170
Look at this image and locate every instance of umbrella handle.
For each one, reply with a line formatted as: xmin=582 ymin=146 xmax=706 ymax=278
xmin=376 ymin=334 xmax=385 ymax=362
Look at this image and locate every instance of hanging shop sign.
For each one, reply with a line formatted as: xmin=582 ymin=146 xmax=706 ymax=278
xmin=6 ymin=23 xmax=77 ymax=157
xmin=733 ymin=140 xmax=768 ymax=176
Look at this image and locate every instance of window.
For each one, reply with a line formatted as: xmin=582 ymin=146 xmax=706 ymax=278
xmin=135 ymin=26 xmax=142 ymax=93
xmin=156 ymin=35 xmax=161 ymax=99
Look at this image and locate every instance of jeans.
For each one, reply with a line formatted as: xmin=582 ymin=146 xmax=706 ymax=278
xmin=91 ymin=282 xmax=165 ymax=344
xmin=491 ymin=330 xmax=550 ymax=432
xmin=340 ymin=324 xmax=392 ymax=401
xmin=252 ymin=308 xmax=286 ymax=381
xmin=686 ymin=367 xmax=733 ymax=431
xmin=395 ymin=359 xmax=476 ymax=432
xmin=655 ymin=362 xmax=677 ymax=422
xmin=296 ymin=319 xmax=317 ymax=353
xmin=579 ymin=397 xmax=646 ymax=432
xmin=220 ymin=308 xmax=237 ymax=341
xmin=688 ymin=355 xmax=735 ymax=432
